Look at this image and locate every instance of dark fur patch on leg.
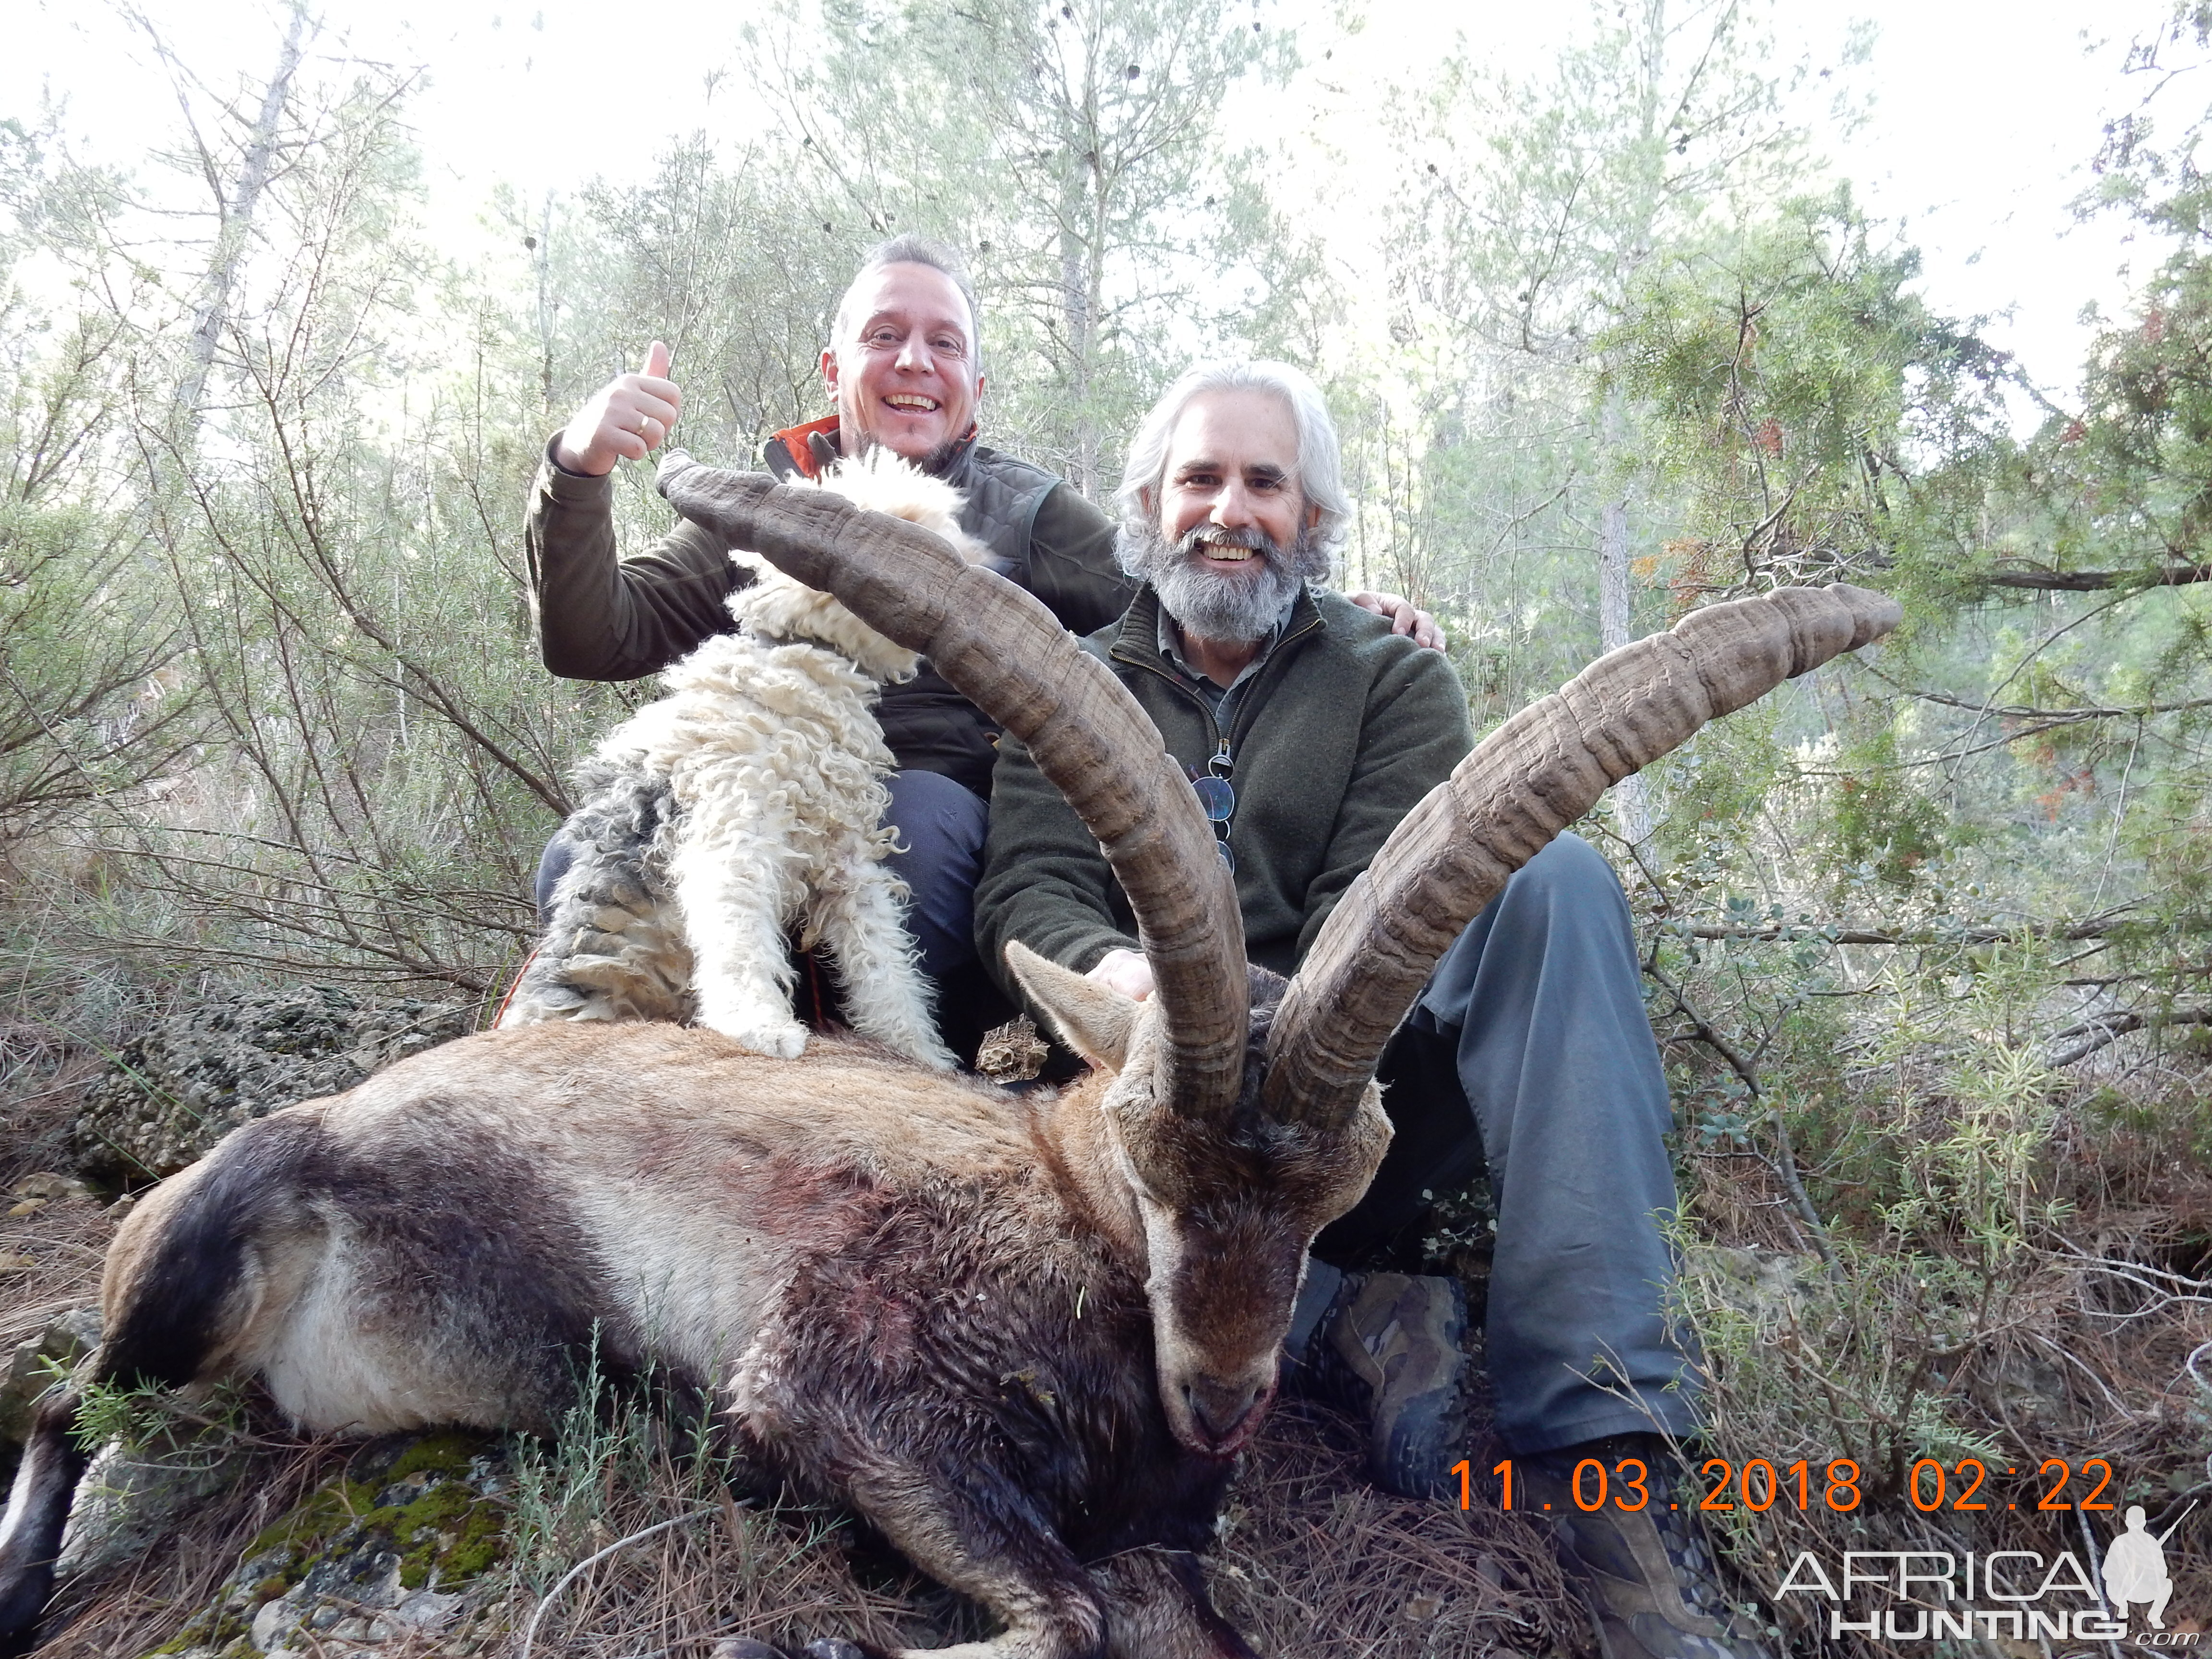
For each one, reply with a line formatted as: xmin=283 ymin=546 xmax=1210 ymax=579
xmin=0 ymin=1391 xmax=89 ymax=1657
xmin=298 ymin=1111 xmax=660 ymax=1425
xmin=109 ymin=1107 xmax=664 ymax=1435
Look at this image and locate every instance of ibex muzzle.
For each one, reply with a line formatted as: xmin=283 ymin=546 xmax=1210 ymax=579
xmin=0 ymin=456 xmax=1899 ymax=1658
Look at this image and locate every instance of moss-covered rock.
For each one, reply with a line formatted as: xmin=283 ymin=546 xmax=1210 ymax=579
xmin=149 ymin=1431 xmax=513 ymax=1659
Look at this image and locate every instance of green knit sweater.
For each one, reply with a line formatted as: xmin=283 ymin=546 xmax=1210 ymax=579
xmin=975 ymin=584 xmax=1474 ymax=987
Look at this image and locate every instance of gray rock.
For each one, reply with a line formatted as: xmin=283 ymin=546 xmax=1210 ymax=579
xmin=72 ymin=986 xmax=470 ymax=1182
xmin=59 ymin=1427 xmax=254 ymax=1580
xmin=0 ymin=1307 xmax=102 ymax=1444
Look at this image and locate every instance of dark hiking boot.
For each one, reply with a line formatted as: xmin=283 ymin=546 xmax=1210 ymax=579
xmin=1286 ymin=1271 xmax=1467 ymax=1498
xmin=1520 ymin=1436 xmax=1776 ymax=1659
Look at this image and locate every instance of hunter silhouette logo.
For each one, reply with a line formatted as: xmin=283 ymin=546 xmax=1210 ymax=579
xmin=2105 ymin=1503 xmax=2189 ymax=1631
xmin=1771 ymin=1489 xmax=2206 ymax=1644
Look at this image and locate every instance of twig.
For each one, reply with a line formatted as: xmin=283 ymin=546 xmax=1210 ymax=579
xmin=1984 ymin=560 xmax=2212 ymax=591
xmin=2071 ymin=1504 xmax=2124 ymax=1659
xmin=2184 ymin=1339 xmax=2212 ymax=1398
xmin=517 ymin=1505 xmax=721 ymax=1659
xmin=1911 ymin=688 xmax=2212 ymax=721
xmin=1668 ymin=908 xmax=2166 ymax=947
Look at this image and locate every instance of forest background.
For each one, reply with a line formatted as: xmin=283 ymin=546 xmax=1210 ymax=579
xmin=3 ymin=0 xmax=2212 ymax=1652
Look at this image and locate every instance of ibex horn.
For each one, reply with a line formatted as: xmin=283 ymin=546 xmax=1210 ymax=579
xmin=1262 ymin=583 xmax=1903 ymax=1130
xmin=655 ymin=453 xmax=1249 ymax=1118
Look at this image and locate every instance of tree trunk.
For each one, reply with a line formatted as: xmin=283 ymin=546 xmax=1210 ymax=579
xmin=1600 ymin=398 xmax=1653 ymax=848
xmin=176 ymin=0 xmax=311 ymax=423
xmin=535 ymin=193 xmax=556 ymax=414
xmin=1599 ymin=495 xmax=1654 ymax=847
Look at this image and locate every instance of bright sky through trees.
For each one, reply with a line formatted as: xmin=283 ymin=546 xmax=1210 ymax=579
xmin=0 ymin=0 xmax=2175 ymax=403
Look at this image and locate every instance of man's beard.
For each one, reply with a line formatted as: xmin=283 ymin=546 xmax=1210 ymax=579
xmin=1118 ymin=521 xmax=1331 ymax=644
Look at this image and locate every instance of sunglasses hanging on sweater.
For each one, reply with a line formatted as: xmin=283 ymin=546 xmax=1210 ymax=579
xmin=1188 ymin=747 xmax=1235 ymax=874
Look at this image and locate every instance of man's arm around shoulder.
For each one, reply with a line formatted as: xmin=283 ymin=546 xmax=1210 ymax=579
xmin=1025 ymin=482 xmax=1137 ymax=637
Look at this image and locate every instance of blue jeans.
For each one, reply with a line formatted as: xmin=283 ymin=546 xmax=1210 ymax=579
xmin=534 ymin=768 xmax=989 ymax=985
xmin=877 ymin=769 xmax=989 ymax=981
xmin=1307 ymin=833 xmax=1698 ymax=1455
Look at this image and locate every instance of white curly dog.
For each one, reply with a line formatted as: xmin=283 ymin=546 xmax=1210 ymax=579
xmin=500 ymin=452 xmax=982 ymax=1069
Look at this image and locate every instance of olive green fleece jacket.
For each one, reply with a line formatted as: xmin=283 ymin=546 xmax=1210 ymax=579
xmin=974 ymin=584 xmax=1475 ymax=988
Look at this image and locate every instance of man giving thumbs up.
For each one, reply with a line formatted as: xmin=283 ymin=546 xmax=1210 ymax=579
xmin=523 ymin=238 xmax=1137 ymax=1059
xmin=550 ymin=337 xmax=683 ymax=476
xmin=522 ymin=234 xmax=1437 ymax=1061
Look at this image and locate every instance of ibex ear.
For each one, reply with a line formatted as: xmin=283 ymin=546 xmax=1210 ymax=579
xmin=1005 ymin=941 xmax=1138 ymax=1072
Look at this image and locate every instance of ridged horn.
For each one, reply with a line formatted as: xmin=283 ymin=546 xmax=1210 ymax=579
xmin=655 ymin=452 xmax=1249 ymax=1118
xmin=1261 ymin=582 xmax=1902 ymax=1130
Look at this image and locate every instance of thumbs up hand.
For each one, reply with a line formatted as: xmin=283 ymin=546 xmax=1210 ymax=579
xmin=553 ymin=340 xmax=683 ymax=476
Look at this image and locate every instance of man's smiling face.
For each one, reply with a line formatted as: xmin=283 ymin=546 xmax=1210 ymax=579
xmin=1130 ymin=386 xmax=1327 ymax=643
xmin=1155 ymin=388 xmax=1319 ymax=572
xmin=823 ymin=262 xmax=983 ymax=469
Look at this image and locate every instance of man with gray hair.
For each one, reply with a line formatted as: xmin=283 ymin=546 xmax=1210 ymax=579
xmin=975 ymin=359 xmax=1772 ymax=1659
xmin=522 ymin=239 xmax=1431 ymax=1056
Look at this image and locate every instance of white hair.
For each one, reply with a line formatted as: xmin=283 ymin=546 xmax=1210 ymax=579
xmin=1113 ymin=361 xmax=1350 ymax=559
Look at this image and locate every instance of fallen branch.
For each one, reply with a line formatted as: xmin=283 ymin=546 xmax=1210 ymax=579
xmin=2047 ymin=1004 xmax=2212 ymax=1068
xmin=1913 ymin=689 xmax=2212 ymax=721
xmin=1667 ymin=912 xmax=2177 ymax=947
xmin=1984 ymin=561 xmax=2212 ymax=591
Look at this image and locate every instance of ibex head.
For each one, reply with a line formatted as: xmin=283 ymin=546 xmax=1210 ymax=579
xmin=1003 ymin=947 xmax=1391 ymax=1455
xmin=656 ymin=452 xmax=1900 ymax=1463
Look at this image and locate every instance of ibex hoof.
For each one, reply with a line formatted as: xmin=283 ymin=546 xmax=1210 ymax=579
xmin=709 ymin=1641 xmax=790 ymax=1659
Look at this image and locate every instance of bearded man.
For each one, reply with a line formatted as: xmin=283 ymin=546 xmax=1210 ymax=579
xmin=974 ymin=360 xmax=1773 ymax=1659
xmin=523 ymin=237 xmax=1432 ymax=1051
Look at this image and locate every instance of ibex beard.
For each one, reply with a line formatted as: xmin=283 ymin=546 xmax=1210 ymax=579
xmin=0 ymin=954 xmax=1388 ymax=1659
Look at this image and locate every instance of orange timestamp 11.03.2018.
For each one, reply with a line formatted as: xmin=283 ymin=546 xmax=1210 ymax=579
xmin=1449 ymin=1455 xmax=2121 ymax=1516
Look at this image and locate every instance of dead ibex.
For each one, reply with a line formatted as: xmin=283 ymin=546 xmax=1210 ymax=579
xmin=0 ymin=455 xmax=1899 ymax=1659
xmin=502 ymin=450 xmax=986 ymax=1069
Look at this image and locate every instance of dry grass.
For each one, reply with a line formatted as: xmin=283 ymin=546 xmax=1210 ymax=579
xmin=0 ymin=1196 xmax=110 ymax=1358
xmin=1217 ymin=1400 xmax=1583 ymax=1658
xmin=23 ymin=1401 xmax=1587 ymax=1659
xmin=1670 ymin=1048 xmax=2212 ymax=1658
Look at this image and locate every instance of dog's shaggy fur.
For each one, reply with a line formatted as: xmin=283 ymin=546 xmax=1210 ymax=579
xmin=501 ymin=452 xmax=985 ymax=1069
